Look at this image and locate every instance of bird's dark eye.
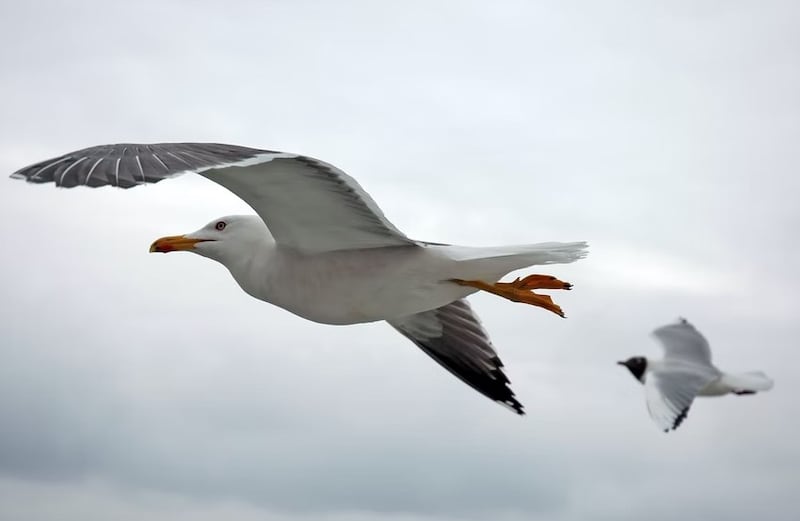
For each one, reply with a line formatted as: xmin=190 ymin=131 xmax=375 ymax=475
xmin=215 ymin=221 xmax=226 ymax=231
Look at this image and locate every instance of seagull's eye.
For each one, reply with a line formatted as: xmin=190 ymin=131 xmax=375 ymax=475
xmin=215 ymin=221 xmax=226 ymax=231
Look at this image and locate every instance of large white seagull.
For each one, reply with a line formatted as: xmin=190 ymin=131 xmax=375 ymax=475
xmin=11 ymin=143 xmax=588 ymax=414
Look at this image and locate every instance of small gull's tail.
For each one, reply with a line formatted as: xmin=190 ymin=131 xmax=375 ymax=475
xmin=722 ymin=371 xmax=775 ymax=394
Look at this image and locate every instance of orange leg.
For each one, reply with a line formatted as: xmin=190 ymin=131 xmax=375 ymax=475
xmin=451 ymin=274 xmax=573 ymax=318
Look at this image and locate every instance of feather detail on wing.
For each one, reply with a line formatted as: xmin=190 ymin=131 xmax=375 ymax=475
xmin=10 ymin=142 xmax=415 ymax=253
xmin=651 ymin=318 xmax=713 ymax=366
xmin=388 ymin=299 xmax=524 ymax=415
xmin=644 ymin=367 xmax=716 ymax=432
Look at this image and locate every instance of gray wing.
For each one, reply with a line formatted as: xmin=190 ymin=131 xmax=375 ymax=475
xmin=644 ymin=366 xmax=717 ymax=432
xmin=651 ymin=317 xmax=713 ymax=366
xmin=388 ymin=299 xmax=524 ymax=415
xmin=10 ymin=142 xmax=415 ymax=253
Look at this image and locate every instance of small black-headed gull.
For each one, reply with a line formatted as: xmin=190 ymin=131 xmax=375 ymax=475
xmin=618 ymin=318 xmax=774 ymax=432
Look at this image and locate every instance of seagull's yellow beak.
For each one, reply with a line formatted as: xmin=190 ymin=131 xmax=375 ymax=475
xmin=149 ymin=235 xmax=208 ymax=253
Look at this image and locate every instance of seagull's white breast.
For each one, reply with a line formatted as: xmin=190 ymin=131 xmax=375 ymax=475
xmin=231 ymin=245 xmax=476 ymax=325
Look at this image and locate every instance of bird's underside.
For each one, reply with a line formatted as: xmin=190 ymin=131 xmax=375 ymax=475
xmin=10 ymin=141 xmax=589 ymax=414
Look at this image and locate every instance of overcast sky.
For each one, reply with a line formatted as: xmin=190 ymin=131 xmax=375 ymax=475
xmin=1 ymin=1 xmax=799 ymax=520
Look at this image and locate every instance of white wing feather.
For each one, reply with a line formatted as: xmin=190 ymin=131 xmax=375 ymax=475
xmin=651 ymin=318 xmax=713 ymax=366
xmin=644 ymin=363 xmax=718 ymax=431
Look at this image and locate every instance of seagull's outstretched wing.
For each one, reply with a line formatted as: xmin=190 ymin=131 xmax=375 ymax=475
xmin=651 ymin=318 xmax=713 ymax=366
xmin=388 ymin=299 xmax=524 ymax=415
xmin=10 ymin=142 xmax=415 ymax=253
xmin=644 ymin=367 xmax=717 ymax=432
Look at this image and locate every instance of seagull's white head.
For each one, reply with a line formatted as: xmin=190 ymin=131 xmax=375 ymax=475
xmin=149 ymin=215 xmax=270 ymax=265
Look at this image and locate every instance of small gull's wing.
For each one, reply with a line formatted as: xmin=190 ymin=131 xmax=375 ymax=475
xmin=388 ymin=299 xmax=524 ymax=415
xmin=651 ymin=318 xmax=713 ymax=366
xmin=644 ymin=366 xmax=717 ymax=432
xmin=10 ymin=142 xmax=415 ymax=253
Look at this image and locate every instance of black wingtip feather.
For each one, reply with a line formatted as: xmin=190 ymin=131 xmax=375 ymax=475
xmin=671 ymin=406 xmax=690 ymax=431
xmin=390 ymin=299 xmax=526 ymax=416
xmin=507 ymin=398 xmax=525 ymax=415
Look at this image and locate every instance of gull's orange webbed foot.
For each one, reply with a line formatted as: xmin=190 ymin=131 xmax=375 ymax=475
xmin=505 ymin=290 xmax=566 ymax=318
xmin=451 ymin=274 xmax=574 ymax=318
xmin=497 ymin=274 xmax=573 ymax=291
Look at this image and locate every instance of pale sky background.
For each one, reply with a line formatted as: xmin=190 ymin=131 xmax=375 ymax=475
xmin=1 ymin=1 xmax=799 ymax=520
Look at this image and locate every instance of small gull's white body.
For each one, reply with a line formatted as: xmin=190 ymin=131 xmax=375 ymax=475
xmin=11 ymin=142 xmax=589 ymax=414
xmin=619 ymin=318 xmax=774 ymax=431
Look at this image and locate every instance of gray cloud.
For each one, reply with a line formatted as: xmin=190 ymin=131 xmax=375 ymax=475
xmin=1 ymin=0 xmax=799 ymax=520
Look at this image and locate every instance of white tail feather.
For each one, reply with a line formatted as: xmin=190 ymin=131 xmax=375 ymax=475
xmin=722 ymin=371 xmax=774 ymax=393
xmin=445 ymin=241 xmax=588 ymax=281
